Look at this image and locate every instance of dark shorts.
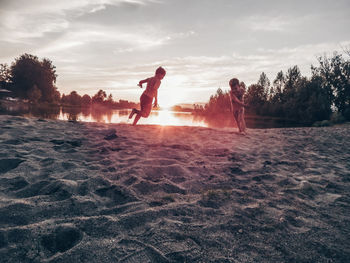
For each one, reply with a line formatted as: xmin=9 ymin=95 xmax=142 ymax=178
xmin=140 ymin=93 xmax=153 ymax=117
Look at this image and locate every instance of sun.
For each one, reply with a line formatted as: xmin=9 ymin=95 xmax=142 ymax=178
xmin=158 ymin=88 xmax=181 ymax=108
xmin=157 ymin=76 xmax=189 ymax=108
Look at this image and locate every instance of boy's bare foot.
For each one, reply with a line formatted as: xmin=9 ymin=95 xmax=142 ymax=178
xmin=129 ymin=109 xmax=135 ymax=119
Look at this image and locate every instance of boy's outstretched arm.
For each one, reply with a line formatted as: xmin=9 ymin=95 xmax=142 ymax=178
xmin=230 ymin=91 xmax=248 ymax=107
xmin=138 ymin=78 xmax=149 ymax=87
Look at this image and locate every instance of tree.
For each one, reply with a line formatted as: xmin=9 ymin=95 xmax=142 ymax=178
xmin=39 ymin=58 xmax=58 ymax=102
xmin=92 ymin=89 xmax=107 ymax=104
xmin=271 ymin=71 xmax=285 ymax=103
xmin=305 ymin=75 xmax=332 ymax=122
xmin=81 ymin=94 xmax=92 ymax=106
xmin=204 ymin=88 xmax=231 ymax=115
xmin=312 ymin=52 xmax=350 ymax=119
xmin=257 ymin=72 xmax=270 ymax=100
xmin=9 ymin=54 xmax=58 ymax=102
xmin=61 ymin=94 xmax=68 ymax=105
xmin=244 ymin=84 xmax=266 ymax=114
xmin=106 ymin=93 xmax=114 ymax=107
xmin=0 ymin=64 xmax=11 ymax=89
xmin=284 ymin=65 xmax=301 ymax=94
xmin=67 ymin=91 xmax=81 ymax=106
xmin=27 ymin=85 xmax=42 ymax=103
xmin=53 ymin=90 xmax=61 ymax=103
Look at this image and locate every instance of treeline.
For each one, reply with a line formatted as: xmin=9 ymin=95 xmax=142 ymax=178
xmin=200 ymin=51 xmax=350 ymax=125
xmin=0 ymin=53 xmax=137 ymax=109
xmin=61 ymin=89 xmax=138 ymax=109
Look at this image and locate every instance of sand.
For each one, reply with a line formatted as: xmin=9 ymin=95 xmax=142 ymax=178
xmin=0 ymin=115 xmax=349 ymax=262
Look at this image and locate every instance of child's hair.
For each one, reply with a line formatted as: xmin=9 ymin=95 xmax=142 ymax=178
xmin=156 ymin=66 xmax=166 ymax=76
xmin=229 ymin=78 xmax=239 ymax=88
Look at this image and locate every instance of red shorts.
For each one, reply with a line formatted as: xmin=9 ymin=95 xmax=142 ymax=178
xmin=140 ymin=93 xmax=153 ymax=117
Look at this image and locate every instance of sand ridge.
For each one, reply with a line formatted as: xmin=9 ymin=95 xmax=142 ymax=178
xmin=0 ymin=115 xmax=349 ymax=262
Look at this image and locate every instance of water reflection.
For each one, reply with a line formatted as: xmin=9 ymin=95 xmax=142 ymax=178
xmin=0 ymin=103 xmax=61 ymax=119
xmin=59 ymin=108 xmax=207 ymax=127
xmin=1 ymin=103 xmax=299 ymax=128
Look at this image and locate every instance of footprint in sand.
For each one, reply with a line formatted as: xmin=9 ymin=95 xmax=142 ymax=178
xmin=41 ymin=225 xmax=82 ymax=253
xmin=2 ymin=139 xmax=23 ymax=145
xmin=50 ymin=139 xmax=82 ymax=153
xmin=7 ymin=228 xmax=31 ymax=244
xmin=202 ymin=147 xmax=230 ymax=157
xmin=0 ymin=203 xmax=33 ymax=227
xmin=95 ymin=185 xmax=137 ymax=204
xmin=15 ymin=180 xmax=75 ymax=201
xmin=15 ymin=180 xmax=51 ymax=198
xmin=134 ymin=180 xmax=186 ymax=195
xmin=40 ymin=157 xmax=55 ymax=166
xmin=53 ymin=144 xmax=77 ymax=153
xmin=117 ymin=239 xmax=170 ymax=263
xmin=155 ymin=238 xmax=201 ymax=261
xmin=0 ymin=158 xmax=24 ymax=173
xmin=123 ymin=176 xmax=138 ymax=186
xmin=50 ymin=139 xmax=82 ymax=147
xmin=0 ymin=232 xmax=7 ymax=248
xmin=61 ymin=161 xmax=76 ymax=170
xmin=39 ymin=180 xmax=74 ymax=201
xmin=252 ymin=174 xmax=277 ymax=182
xmin=1 ymin=176 xmax=29 ymax=191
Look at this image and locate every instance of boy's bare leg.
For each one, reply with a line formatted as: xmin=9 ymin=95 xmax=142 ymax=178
xmin=240 ymin=116 xmax=245 ymax=134
xmin=238 ymin=111 xmax=246 ymax=134
xmin=129 ymin=108 xmax=137 ymax=119
xmin=233 ymin=110 xmax=242 ymax=132
xmin=132 ymin=113 xmax=142 ymax=126
xmin=241 ymin=117 xmax=246 ymax=132
xmin=239 ymin=109 xmax=245 ymax=130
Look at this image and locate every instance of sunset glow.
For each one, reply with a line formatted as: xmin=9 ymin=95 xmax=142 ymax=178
xmin=1 ymin=0 xmax=349 ymax=105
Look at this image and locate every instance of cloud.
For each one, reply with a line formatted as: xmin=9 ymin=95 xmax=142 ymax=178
xmin=1 ymin=0 xmax=349 ymax=105
xmin=1 ymin=0 xmax=158 ymax=15
xmin=255 ymin=40 xmax=350 ymax=72
xmin=0 ymin=0 xmax=159 ymax=41
xmin=243 ymin=15 xmax=294 ymax=32
xmin=54 ymin=39 xmax=350 ymax=102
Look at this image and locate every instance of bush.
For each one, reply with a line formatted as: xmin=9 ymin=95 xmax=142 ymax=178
xmin=312 ymin=120 xmax=331 ymax=127
xmin=321 ymin=120 xmax=331 ymax=126
xmin=330 ymin=112 xmax=345 ymax=124
xmin=344 ymin=107 xmax=350 ymax=121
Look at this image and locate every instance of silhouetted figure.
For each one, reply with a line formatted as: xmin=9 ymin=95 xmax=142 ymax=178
xmin=229 ymin=78 xmax=247 ymax=134
xmin=129 ymin=67 xmax=166 ymax=125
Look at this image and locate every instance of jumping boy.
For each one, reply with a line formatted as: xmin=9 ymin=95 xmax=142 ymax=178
xmin=129 ymin=67 xmax=166 ymax=125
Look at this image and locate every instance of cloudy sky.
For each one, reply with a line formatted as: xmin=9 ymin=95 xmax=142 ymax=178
xmin=0 ymin=0 xmax=349 ymax=106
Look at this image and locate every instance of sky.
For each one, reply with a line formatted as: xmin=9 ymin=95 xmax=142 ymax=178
xmin=0 ymin=0 xmax=349 ymax=107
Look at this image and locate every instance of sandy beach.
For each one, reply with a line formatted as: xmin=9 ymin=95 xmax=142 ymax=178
xmin=0 ymin=114 xmax=349 ymax=262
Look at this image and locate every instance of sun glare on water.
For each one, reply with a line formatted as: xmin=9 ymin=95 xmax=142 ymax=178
xmin=59 ymin=108 xmax=207 ymax=127
xmin=137 ymin=110 xmax=206 ymax=127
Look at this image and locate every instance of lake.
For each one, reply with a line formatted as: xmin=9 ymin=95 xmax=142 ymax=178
xmin=0 ymin=102 xmax=208 ymax=127
xmin=59 ymin=108 xmax=208 ymax=127
xmin=0 ymin=102 xmax=301 ymax=129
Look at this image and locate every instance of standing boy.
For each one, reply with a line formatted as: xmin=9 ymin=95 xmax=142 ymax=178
xmin=229 ymin=78 xmax=248 ymax=134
